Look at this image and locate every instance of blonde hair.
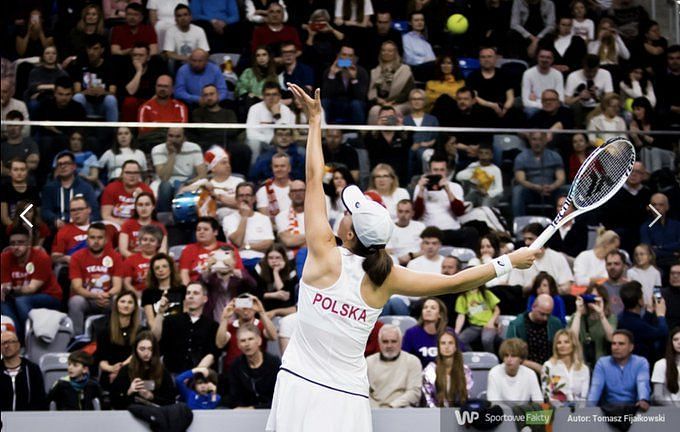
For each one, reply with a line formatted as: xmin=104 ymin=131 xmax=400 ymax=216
xmin=379 ymin=41 xmax=402 ymax=70
xmin=549 ymin=329 xmax=585 ymax=371
xmin=594 ymin=228 xmax=619 ymax=251
xmin=367 ymin=163 xmax=399 ymax=195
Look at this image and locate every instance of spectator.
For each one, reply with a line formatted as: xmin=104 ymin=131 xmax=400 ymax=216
xmin=227 ymin=323 xmax=280 ymax=408
xmin=162 ymin=5 xmax=210 ymax=64
xmin=621 ymin=67 xmax=656 ymax=108
xmin=365 ymin=106 xmax=411 ymax=185
xmin=147 ymin=0 xmax=188 ymax=48
xmin=236 ymin=46 xmax=278 ymax=110
xmin=565 ymin=133 xmax=592 ymax=182
xmin=1 ymin=225 xmax=62 ymax=339
xmin=570 ymin=285 xmax=617 ymax=368
xmin=95 ymin=289 xmax=141 ymax=387
xmin=512 ymin=132 xmax=565 ymax=217
xmin=587 ymin=329 xmax=651 ymax=409
xmin=1 ymin=80 xmax=30 ymax=139
xmin=413 ymin=154 xmax=473 ymax=249
xmin=99 ymin=127 xmax=147 ymax=181
xmin=0 ymin=160 xmax=39 ymax=230
xmin=467 ymin=233 xmax=511 ymax=287
xmin=454 ymin=143 xmax=503 ymax=207
xmin=546 ymin=196 xmax=589 ymax=259
xmin=465 ymin=47 xmax=515 ymax=124
xmin=487 ymin=338 xmax=543 ymax=403
xmin=274 ymin=180 xmax=307 ymax=252
xmin=119 ymin=44 xmax=166 ymax=121
xmin=122 ymin=225 xmax=165 ymax=293
xmin=662 ymin=263 xmax=680 ymax=331
xmin=368 ymin=164 xmax=410 ymax=221
xmin=402 ymin=12 xmax=435 ymax=82
xmin=629 ymin=97 xmax=667 ymax=154
xmin=190 ymin=85 xmax=240 ymax=155
xmin=527 ymin=89 xmax=575 ymax=142
xmin=386 ymin=199 xmax=425 ymax=266
xmin=246 ymin=0 xmax=289 ymax=24
xmin=42 ymin=150 xmax=99 ymax=229
xmin=454 ymin=283 xmax=500 ymax=353
xmin=655 ymin=45 xmax=680 ymax=129
xmin=104 ymin=0 xmax=143 ymax=23
xmin=402 ymin=297 xmax=450 ymax=368
xmin=406 ymin=227 xmax=445 ymax=274
xmin=367 ymin=324 xmax=422 ymax=408
xmin=68 ymin=223 xmax=125 ymax=335
xmin=587 ymin=93 xmax=627 ymax=145
xmin=71 ymin=35 xmax=118 ymax=122
xmin=588 ymin=18 xmax=630 ymax=70
xmin=191 ymin=0 xmax=240 ymax=53
xmin=255 ymin=243 xmax=297 ymax=317
xmin=521 ymin=48 xmax=564 ymax=117
xmin=151 ymin=127 xmax=206 ymax=213
xmin=61 ymin=4 xmax=107 ymax=58
xmin=0 ymin=330 xmax=46 ymax=411
xmin=651 ymin=327 xmax=680 ymax=406
xmin=61 ymin=130 xmax=100 ymax=189
xmin=251 ymin=3 xmax=302 ymax=57
xmin=618 ymin=281 xmax=668 ymax=365
xmin=477 ymin=0 xmax=513 ymax=48
xmin=110 ymin=330 xmax=177 ymax=409
xmin=5 ymin=201 xmax=50 ymax=249
xmin=222 ymin=182 xmax=275 ymax=271
xmin=14 ymin=8 xmax=54 ymax=58
xmin=325 ymin=167 xmax=355 ymax=225
xmin=527 ymin=272 xmax=567 ymax=325
xmin=541 ymin=329 xmax=590 ymax=403
xmin=634 ymin=20 xmax=668 ymax=78
xmin=569 ymin=0 xmax=593 ymax=42
xmin=50 ymin=196 xmax=118 ymax=266
xmin=627 ymin=244 xmax=662 ymax=304
xmin=540 ymin=17 xmax=587 ymax=76
xmin=142 ymin=253 xmax=186 ymax=324
xmin=362 ymin=11 xmax=403 ymax=70
xmin=574 ymin=229 xmax=621 ymax=286
xmin=506 ymin=294 xmax=564 ymax=374
xmin=334 ymin=0 xmax=374 ymax=28
xmin=302 ymin=8 xmax=345 ymax=83
xmin=599 ymin=250 xmax=630 ymax=316
xmin=152 ymin=282 xmax=219 ymax=373
xmin=367 ymin=41 xmax=414 ymax=124
xmin=422 ymin=329 xmax=471 ymax=407
xmin=246 ymin=82 xmax=296 ymax=161
xmin=508 ymin=0 xmax=556 ymax=59
xmin=179 ymin=217 xmax=244 ymax=285
xmin=565 ymin=54 xmax=614 ymax=127
xmin=138 ymin=75 xmax=189 ymax=144
xmin=175 ymin=367 xmax=221 ymax=409
xmin=118 ymin=191 xmax=167 ymax=258
xmin=47 ymin=350 xmax=102 ymax=410
xmin=251 ymin=129 xmax=305 ymax=183
xmin=175 ymin=49 xmax=229 ymax=108
xmin=256 ymin=153 xmax=293 ymax=218
xmin=641 ymin=193 xmax=680 ymax=269
xmin=110 ymin=3 xmax=158 ymax=56
xmin=322 ymin=129 xmax=360 ymax=180
xmin=404 ymin=89 xmax=439 ymax=177
xmin=101 ymin=160 xmax=154 ymax=227
xmin=279 ymin=41 xmax=314 ymax=100
xmin=1 ymin=112 xmax=38 ymax=176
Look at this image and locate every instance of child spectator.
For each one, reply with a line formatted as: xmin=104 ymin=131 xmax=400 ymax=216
xmin=454 ymin=285 xmax=500 ymax=353
xmin=175 ymin=367 xmax=221 ymax=409
xmin=47 ymin=351 xmax=102 ymax=410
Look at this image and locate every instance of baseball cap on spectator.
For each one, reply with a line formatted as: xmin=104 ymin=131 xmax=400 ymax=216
xmin=204 ymin=146 xmax=228 ymax=172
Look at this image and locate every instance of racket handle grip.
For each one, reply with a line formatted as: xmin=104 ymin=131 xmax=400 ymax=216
xmin=529 ymin=225 xmax=556 ymax=250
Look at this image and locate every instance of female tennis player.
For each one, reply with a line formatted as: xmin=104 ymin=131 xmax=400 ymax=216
xmin=265 ymin=84 xmax=539 ymax=432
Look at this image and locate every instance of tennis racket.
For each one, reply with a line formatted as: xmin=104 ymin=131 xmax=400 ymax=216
xmin=529 ymin=136 xmax=636 ymax=250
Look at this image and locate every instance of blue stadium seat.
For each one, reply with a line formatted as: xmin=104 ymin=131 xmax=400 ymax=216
xmin=457 ymin=58 xmax=480 ymax=79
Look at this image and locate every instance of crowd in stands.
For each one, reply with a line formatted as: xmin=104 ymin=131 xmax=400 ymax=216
xmin=1 ymin=0 xmax=679 ymax=418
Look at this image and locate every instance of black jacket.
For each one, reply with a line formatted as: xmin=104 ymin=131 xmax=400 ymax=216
xmin=47 ymin=377 xmax=102 ymax=410
xmin=0 ymin=358 xmax=47 ymax=411
xmin=227 ymin=353 xmax=280 ymax=409
xmin=160 ymin=313 xmax=220 ymax=374
xmin=110 ymin=365 xmax=177 ymax=410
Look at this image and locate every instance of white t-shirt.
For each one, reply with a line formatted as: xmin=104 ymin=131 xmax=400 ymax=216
xmin=508 ymin=248 xmax=574 ymax=288
xmin=564 ymin=68 xmax=614 ymax=108
xmin=151 ymin=141 xmax=204 ymax=184
xmin=334 ymin=0 xmax=374 ymax=20
xmin=455 ymin=162 xmax=504 ymax=199
xmin=162 ymin=24 xmax=210 ymax=56
xmin=245 ymin=102 xmax=296 ymax=145
xmin=98 ymin=148 xmax=148 ymax=181
xmin=275 ymin=209 xmax=305 ymax=235
xmin=573 ymin=249 xmax=606 ymax=286
xmin=386 ymin=220 xmax=425 ymax=263
xmin=222 ymin=212 xmax=274 ymax=260
xmin=407 ymin=255 xmax=444 ymax=274
xmin=414 ymin=181 xmax=465 ymax=230
xmin=379 ymin=188 xmax=410 ymax=221
xmin=487 ymin=364 xmax=543 ymax=403
xmin=572 ymin=19 xmax=594 ymax=41
xmin=147 ymin=0 xmax=187 ymax=23
xmin=627 ymin=266 xmax=662 ymax=304
xmin=521 ymin=66 xmax=565 ymax=109
xmin=256 ymin=182 xmax=292 ymax=216
xmin=651 ymin=359 xmax=680 ymax=405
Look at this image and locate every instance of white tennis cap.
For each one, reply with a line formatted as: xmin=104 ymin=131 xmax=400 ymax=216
xmin=341 ymin=185 xmax=394 ymax=249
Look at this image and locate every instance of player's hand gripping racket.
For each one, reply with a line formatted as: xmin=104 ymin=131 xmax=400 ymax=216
xmin=529 ymin=136 xmax=636 ymax=250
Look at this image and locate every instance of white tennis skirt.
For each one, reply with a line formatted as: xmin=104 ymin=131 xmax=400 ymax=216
xmin=265 ymin=368 xmax=373 ymax=432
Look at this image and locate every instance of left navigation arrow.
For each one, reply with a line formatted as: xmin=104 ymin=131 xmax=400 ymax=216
xmin=20 ymin=204 xmax=34 ymax=228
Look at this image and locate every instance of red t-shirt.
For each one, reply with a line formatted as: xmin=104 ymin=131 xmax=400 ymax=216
xmin=52 ymin=223 xmax=119 ymax=256
xmin=101 ymin=181 xmax=154 ymax=220
xmin=120 ymin=219 xmax=167 ymax=253
xmin=223 ymin=319 xmax=266 ymax=370
xmin=69 ymin=247 xmax=125 ymax=293
xmin=124 ymin=253 xmax=151 ymax=292
xmin=110 ymin=23 xmax=158 ymax=51
xmin=1 ymin=248 xmax=62 ymax=301
xmin=138 ymin=98 xmax=188 ymax=134
xmin=5 ymin=223 xmax=51 ymax=240
xmin=251 ymin=25 xmax=302 ymax=53
xmin=179 ymin=242 xmax=244 ymax=282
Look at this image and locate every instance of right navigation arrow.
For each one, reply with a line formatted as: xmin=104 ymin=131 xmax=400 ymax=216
xmin=648 ymin=204 xmax=662 ymax=228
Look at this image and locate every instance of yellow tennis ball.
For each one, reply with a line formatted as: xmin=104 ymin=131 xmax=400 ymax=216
xmin=447 ymin=14 xmax=468 ymax=35
xmin=624 ymin=98 xmax=634 ymax=112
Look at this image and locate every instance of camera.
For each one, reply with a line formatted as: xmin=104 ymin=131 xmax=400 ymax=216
xmin=653 ymin=286 xmax=662 ymax=301
xmin=337 ymin=58 xmax=352 ymax=68
xmin=310 ymin=22 xmax=327 ymax=32
xmin=581 ymin=294 xmax=597 ymax=304
xmin=235 ymin=295 xmax=253 ymax=309
xmin=425 ymin=174 xmax=442 ymax=191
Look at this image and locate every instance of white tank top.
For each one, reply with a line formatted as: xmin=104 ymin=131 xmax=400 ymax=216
xmin=280 ymin=247 xmax=383 ymax=397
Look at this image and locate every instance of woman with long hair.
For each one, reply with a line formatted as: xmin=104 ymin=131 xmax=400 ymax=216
xmin=587 ymin=93 xmax=627 ymax=145
xmin=110 ymin=330 xmax=176 ymax=409
xmin=467 ymin=233 xmax=509 ymax=286
xmin=403 ymin=297 xmax=452 ymax=368
xmin=627 ymin=243 xmax=661 ymax=305
xmin=264 ymin=84 xmax=535 ymax=432
xmin=425 ymin=55 xmax=465 ymax=108
xmin=527 ymin=272 xmax=567 ymax=325
xmin=569 ymin=284 xmax=617 ymax=368
xmin=63 ymin=4 xmax=107 ymax=56
xmin=367 ymin=164 xmax=410 ymax=221
xmin=652 ymin=327 xmax=680 ymax=406
xmin=588 ymin=18 xmax=630 ymax=66
xmin=24 ymin=45 xmax=68 ymax=113
xmin=326 ymin=166 xmax=356 ymax=226
xmin=123 ymin=224 xmax=165 ymax=292
xmin=621 ymin=66 xmax=656 ymax=108
xmin=96 ymin=289 xmax=142 ymax=388
xmin=573 ymin=229 xmax=621 ymax=286
xmin=542 ymin=329 xmax=590 ymax=403
xmin=568 ymin=133 xmax=592 ymax=182
xmin=98 ymin=127 xmax=147 ymax=181
xmin=236 ymin=47 xmax=278 ymax=104
xmin=119 ymin=192 xmax=168 ymax=258
xmin=454 ymin=283 xmax=500 ymax=353
xmin=629 ymin=96 xmax=661 ymax=149
xmin=141 ymin=253 xmax=186 ymax=324
xmin=256 ymin=243 xmax=298 ymax=318
xmin=367 ymin=41 xmax=414 ymax=124
xmin=15 ymin=9 xmax=55 ymax=58
xmin=421 ymin=329 xmax=472 ymax=407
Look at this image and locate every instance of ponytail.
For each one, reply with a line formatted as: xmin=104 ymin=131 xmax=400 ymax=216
xmin=362 ymin=249 xmax=393 ymax=286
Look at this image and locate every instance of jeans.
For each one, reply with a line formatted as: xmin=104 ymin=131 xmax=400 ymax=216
xmin=157 ymin=180 xmax=183 ymax=212
xmin=73 ymin=93 xmax=119 ymax=122
xmin=1 ymin=294 xmax=61 ymax=340
xmin=68 ymin=295 xmax=109 ymax=335
xmin=380 ymin=296 xmax=411 ymax=316
xmin=321 ymin=98 xmax=366 ymax=125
